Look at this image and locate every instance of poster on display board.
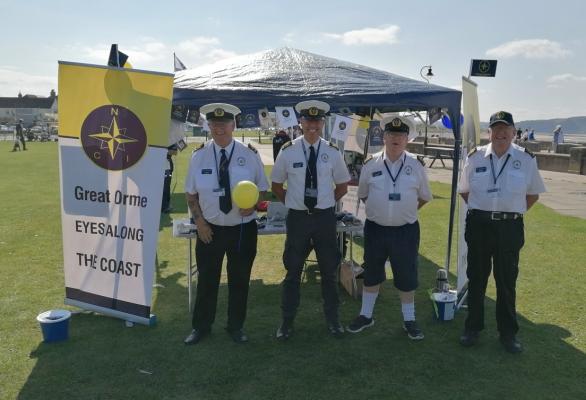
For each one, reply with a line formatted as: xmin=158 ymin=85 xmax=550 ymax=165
xmin=58 ymin=61 xmax=173 ymax=324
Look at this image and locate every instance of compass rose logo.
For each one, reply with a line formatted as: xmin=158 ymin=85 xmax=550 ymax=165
xmin=80 ymin=105 xmax=147 ymax=170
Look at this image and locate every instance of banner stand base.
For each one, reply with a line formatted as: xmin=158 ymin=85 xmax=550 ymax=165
xmin=65 ymin=298 xmax=154 ymax=326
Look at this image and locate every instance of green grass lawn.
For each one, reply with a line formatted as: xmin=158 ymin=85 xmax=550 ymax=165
xmin=1 ymin=141 xmax=585 ymax=399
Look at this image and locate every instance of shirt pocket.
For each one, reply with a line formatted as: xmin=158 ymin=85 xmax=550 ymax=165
xmin=470 ymin=168 xmax=489 ymax=190
xmin=368 ymin=173 xmax=386 ymax=191
xmin=197 ymin=170 xmax=216 ymax=190
xmin=507 ymin=171 xmax=527 ymax=194
xmin=288 ymin=160 xmax=306 ymax=175
xmin=231 ymin=165 xmax=253 ymax=184
xmin=317 ymin=157 xmax=333 ymax=180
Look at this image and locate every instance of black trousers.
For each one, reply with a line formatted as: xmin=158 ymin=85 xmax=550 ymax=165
xmin=464 ymin=211 xmax=525 ymax=337
xmin=192 ymin=220 xmax=258 ymax=332
xmin=281 ymin=208 xmax=340 ymax=323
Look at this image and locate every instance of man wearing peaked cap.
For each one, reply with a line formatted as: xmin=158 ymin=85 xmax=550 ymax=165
xmin=184 ymin=102 xmax=269 ymax=345
xmin=200 ymin=103 xmax=241 ymax=122
xmin=458 ymin=110 xmax=546 ymax=353
xmin=294 ymin=100 xmax=330 ymax=120
xmin=346 ymin=115 xmax=432 ymax=340
xmin=271 ymin=99 xmax=350 ymax=339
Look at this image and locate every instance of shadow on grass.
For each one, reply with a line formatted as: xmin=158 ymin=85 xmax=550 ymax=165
xmin=19 ymin=254 xmax=586 ymax=400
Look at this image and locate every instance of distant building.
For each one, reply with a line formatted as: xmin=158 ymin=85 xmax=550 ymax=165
xmin=0 ymin=91 xmax=57 ymax=126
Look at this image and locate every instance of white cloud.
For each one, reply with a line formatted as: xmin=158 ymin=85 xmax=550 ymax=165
xmin=282 ymin=32 xmax=295 ymax=44
xmin=325 ymin=25 xmax=400 ymax=46
xmin=546 ymin=73 xmax=586 ymax=88
xmin=547 ymin=73 xmax=586 ymax=84
xmin=486 ymin=39 xmax=571 ymax=59
xmin=67 ymin=36 xmax=236 ymax=72
xmin=0 ymin=67 xmax=56 ymax=97
xmin=0 ymin=36 xmax=238 ymax=96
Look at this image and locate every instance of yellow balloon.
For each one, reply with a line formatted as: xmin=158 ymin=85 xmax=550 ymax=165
xmin=232 ymin=181 xmax=259 ymax=209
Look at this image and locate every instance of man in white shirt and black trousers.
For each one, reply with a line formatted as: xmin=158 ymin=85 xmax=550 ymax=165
xmin=346 ymin=116 xmax=432 ymax=340
xmin=271 ymin=100 xmax=350 ymax=339
xmin=458 ymin=111 xmax=546 ymax=353
xmin=184 ymin=103 xmax=269 ymax=345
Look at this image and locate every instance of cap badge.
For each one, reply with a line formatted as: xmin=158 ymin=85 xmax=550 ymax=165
xmin=391 ymin=118 xmax=402 ymax=127
xmin=308 ymin=107 xmax=319 ymax=116
xmin=214 ymin=108 xmax=225 ymax=117
xmin=497 ymin=112 xmax=505 ymax=119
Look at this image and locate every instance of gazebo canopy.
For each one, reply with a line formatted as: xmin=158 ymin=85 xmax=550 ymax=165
xmin=173 ymin=47 xmax=462 ymax=136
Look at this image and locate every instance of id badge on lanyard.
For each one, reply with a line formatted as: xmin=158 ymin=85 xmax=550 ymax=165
xmin=305 ymin=188 xmax=318 ymax=198
xmin=487 ymin=187 xmax=501 ymax=198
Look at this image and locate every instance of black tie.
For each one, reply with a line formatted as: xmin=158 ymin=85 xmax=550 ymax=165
xmin=304 ymin=145 xmax=317 ymax=211
xmin=219 ymin=148 xmax=232 ymax=214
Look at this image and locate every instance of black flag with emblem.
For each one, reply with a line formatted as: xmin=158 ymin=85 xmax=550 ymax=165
xmin=470 ymin=59 xmax=497 ymax=77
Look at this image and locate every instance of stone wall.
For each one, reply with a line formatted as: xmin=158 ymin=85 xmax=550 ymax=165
xmin=535 ymin=153 xmax=570 ymax=172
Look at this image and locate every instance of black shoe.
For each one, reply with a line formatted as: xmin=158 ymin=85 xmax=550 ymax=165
xmin=227 ymin=328 xmax=249 ymax=344
xmin=276 ymin=320 xmax=293 ymax=340
xmin=403 ymin=320 xmax=424 ymax=340
xmin=459 ymin=330 xmax=479 ymax=347
xmin=327 ymin=321 xmax=345 ymax=338
xmin=500 ymin=335 xmax=523 ymax=354
xmin=346 ymin=315 xmax=374 ymax=333
xmin=183 ymin=329 xmax=210 ymax=345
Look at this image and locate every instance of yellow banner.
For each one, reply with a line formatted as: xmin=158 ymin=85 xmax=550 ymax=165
xmin=58 ymin=62 xmax=173 ymax=147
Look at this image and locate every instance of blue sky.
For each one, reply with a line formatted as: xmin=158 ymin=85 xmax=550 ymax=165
xmin=1 ymin=0 xmax=584 ymax=121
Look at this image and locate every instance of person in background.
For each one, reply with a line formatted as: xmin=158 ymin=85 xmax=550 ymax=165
xmin=272 ymin=129 xmax=292 ymax=161
xmin=552 ymin=125 xmax=562 ymax=152
xmin=161 ymin=143 xmax=178 ymax=213
xmin=13 ymin=119 xmax=26 ymax=151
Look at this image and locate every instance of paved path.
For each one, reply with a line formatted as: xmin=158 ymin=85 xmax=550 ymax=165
xmin=187 ymin=137 xmax=586 ymax=219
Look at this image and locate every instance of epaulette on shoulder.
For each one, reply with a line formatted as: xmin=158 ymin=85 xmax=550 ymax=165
xmin=328 ymin=141 xmax=339 ymax=151
xmin=363 ymin=155 xmax=373 ymax=164
xmin=247 ymin=143 xmax=258 ymax=154
xmin=281 ymin=141 xmax=293 ymax=151
xmin=467 ymin=147 xmax=478 ymax=157
xmin=193 ymin=142 xmax=205 ymax=153
xmin=524 ymin=148 xmax=535 ymax=158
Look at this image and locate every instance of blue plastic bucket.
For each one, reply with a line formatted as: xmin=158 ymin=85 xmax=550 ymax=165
xmin=432 ymin=291 xmax=456 ymax=321
xmin=37 ymin=309 xmax=71 ymax=343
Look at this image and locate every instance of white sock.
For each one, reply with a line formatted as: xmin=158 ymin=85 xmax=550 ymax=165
xmin=401 ymin=302 xmax=415 ymax=321
xmin=360 ymin=291 xmax=379 ymax=319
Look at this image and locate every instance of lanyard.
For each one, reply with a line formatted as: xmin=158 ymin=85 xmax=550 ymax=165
xmin=301 ymin=139 xmax=322 ymax=166
xmin=212 ymin=142 xmax=236 ymax=185
xmin=383 ymin=154 xmax=406 ymax=187
xmin=489 ymin=153 xmax=510 ymax=186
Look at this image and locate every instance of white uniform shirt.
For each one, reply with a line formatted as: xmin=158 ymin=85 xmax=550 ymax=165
xmin=185 ymin=139 xmax=269 ymax=226
xmin=271 ymin=136 xmax=350 ymax=210
xmin=458 ymin=143 xmax=546 ymax=213
xmin=358 ymin=151 xmax=432 ymax=226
